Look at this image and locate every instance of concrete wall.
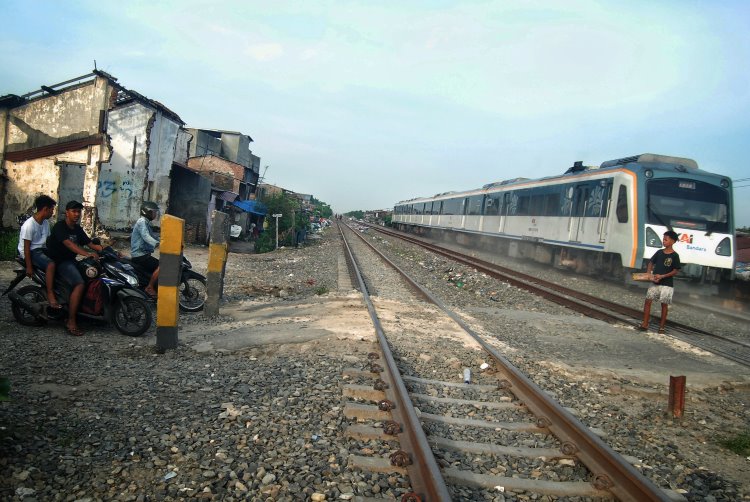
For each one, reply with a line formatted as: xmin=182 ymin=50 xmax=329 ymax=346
xmin=0 ymin=108 xmax=8 ymax=162
xmin=96 ymin=102 xmax=152 ymax=230
xmin=1 ymin=77 xmax=112 ymax=229
xmin=146 ymin=112 xmax=181 ymax=216
xmin=5 ymin=79 xmax=108 ymax=153
xmin=174 ymin=128 xmax=192 ymax=165
xmin=2 ymin=145 xmax=109 ymax=228
xmin=97 ymin=103 xmax=181 ymax=230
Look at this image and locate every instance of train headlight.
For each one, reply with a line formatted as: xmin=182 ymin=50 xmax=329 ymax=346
xmin=715 ymin=237 xmax=732 ymax=256
xmin=645 ymin=227 xmax=662 ymax=248
xmin=720 ymin=179 xmax=729 ymax=188
xmin=644 ymin=169 xmax=653 ymax=178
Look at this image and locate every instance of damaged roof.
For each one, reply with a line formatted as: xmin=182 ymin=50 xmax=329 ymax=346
xmin=0 ymin=69 xmax=184 ymax=125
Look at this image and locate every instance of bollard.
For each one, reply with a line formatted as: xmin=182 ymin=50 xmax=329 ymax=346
xmin=205 ymin=210 xmax=229 ymax=317
xmin=156 ymin=214 xmax=185 ymax=351
xmin=668 ymin=375 xmax=686 ymax=418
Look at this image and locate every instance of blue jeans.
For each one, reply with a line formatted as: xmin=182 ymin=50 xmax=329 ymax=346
xmin=29 ymin=248 xmax=53 ymax=270
xmin=56 ymin=260 xmax=84 ymax=287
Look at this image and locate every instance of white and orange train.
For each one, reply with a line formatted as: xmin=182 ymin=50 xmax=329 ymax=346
xmin=393 ymin=154 xmax=735 ymax=283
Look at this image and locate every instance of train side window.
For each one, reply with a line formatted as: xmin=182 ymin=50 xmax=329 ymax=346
xmin=544 ymin=193 xmax=561 ymax=216
xmin=616 ymin=185 xmax=628 ymax=223
xmin=485 ymin=195 xmax=499 ymax=216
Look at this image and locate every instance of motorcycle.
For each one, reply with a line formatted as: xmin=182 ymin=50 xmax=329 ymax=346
xmin=103 ymin=248 xmax=207 ymax=312
xmin=4 ymin=252 xmax=153 ymax=337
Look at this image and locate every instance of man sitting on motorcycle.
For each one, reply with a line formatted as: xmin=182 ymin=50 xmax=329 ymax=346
xmin=18 ymin=194 xmax=59 ymax=309
xmin=46 ymin=200 xmax=105 ymax=337
xmin=131 ymin=202 xmax=160 ymax=298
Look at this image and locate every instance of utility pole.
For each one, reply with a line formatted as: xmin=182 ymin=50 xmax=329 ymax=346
xmin=272 ymin=213 xmax=282 ymax=249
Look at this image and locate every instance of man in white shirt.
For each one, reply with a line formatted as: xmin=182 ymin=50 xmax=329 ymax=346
xmin=17 ymin=195 xmax=60 ymax=309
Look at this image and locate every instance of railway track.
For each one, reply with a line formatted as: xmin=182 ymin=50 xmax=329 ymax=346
xmin=337 ymin=222 xmax=676 ymax=501
xmin=357 ymin=222 xmax=750 ymax=368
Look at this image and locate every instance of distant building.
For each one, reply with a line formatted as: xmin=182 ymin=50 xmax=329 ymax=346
xmin=170 ymin=128 xmax=263 ymax=241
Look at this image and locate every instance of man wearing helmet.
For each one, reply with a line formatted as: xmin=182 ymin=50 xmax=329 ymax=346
xmin=131 ymin=201 xmax=161 ymax=298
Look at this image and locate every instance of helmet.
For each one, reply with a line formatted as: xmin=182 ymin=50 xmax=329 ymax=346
xmin=140 ymin=201 xmax=159 ymax=221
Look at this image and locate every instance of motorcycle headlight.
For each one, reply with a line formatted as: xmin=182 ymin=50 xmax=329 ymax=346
xmin=123 ymin=273 xmax=139 ymax=287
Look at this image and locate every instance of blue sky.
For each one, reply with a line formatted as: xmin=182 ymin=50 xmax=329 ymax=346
xmin=2 ymin=1 xmax=749 ymax=225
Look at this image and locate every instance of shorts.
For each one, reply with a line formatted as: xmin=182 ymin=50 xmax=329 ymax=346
xmin=132 ymin=254 xmax=159 ymax=275
xmin=56 ymin=259 xmax=84 ymax=287
xmin=646 ymin=285 xmax=674 ymax=305
xmin=29 ymin=248 xmax=54 ymax=270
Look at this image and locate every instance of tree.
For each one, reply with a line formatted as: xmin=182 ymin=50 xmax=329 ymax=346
xmin=345 ymin=210 xmax=364 ymax=219
xmin=310 ymin=196 xmax=333 ymax=219
xmin=256 ymin=192 xmax=301 ymax=253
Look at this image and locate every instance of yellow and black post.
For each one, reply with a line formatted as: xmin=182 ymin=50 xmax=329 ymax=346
xmin=156 ymin=214 xmax=184 ymax=351
xmin=205 ymin=210 xmax=229 ymax=317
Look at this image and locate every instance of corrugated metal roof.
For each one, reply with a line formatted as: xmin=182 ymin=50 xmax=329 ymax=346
xmin=216 ymin=191 xmax=239 ymax=202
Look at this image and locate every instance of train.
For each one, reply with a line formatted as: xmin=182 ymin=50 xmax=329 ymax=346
xmin=393 ymin=153 xmax=735 ymax=284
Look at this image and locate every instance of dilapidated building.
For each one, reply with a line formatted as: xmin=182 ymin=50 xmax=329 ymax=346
xmin=0 ymin=70 xmax=186 ymax=233
xmin=170 ymin=128 xmax=263 ymax=241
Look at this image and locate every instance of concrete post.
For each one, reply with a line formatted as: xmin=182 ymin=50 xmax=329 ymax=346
xmin=156 ymin=214 xmax=184 ymax=352
xmin=205 ymin=210 xmax=229 ymax=317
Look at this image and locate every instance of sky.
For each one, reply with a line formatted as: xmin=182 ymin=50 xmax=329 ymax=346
xmin=2 ymin=1 xmax=749 ymax=226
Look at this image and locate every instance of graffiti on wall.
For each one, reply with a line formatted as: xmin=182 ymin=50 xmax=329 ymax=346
xmin=97 ymin=179 xmax=134 ymax=198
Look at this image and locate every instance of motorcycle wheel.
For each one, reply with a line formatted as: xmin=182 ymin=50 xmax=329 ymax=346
xmin=179 ymin=272 xmax=207 ymax=312
xmin=113 ymin=296 xmax=152 ymax=337
xmin=11 ymin=285 xmax=47 ymax=326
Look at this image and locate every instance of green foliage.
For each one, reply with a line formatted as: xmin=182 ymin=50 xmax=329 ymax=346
xmin=256 ymin=192 xmax=303 ymax=253
xmin=0 ymin=228 xmax=18 ymax=261
xmin=720 ymin=432 xmax=750 ymax=456
xmin=315 ymin=286 xmax=329 ymax=295
xmin=310 ymin=196 xmax=333 ymax=219
xmin=383 ymin=214 xmax=392 ymax=226
xmin=345 ymin=210 xmax=364 ymax=219
xmin=0 ymin=377 xmax=10 ymax=402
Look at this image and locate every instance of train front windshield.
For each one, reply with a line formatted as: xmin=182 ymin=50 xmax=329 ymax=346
xmin=646 ymin=179 xmax=729 ymax=232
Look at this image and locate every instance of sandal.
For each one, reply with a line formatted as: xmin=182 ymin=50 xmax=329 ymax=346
xmin=65 ymin=324 xmax=84 ymax=337
xmin=658 ymin=328 xmax=666 ymax=334
xmin=48 ymin=301 xmax=63 ymax=310
xmin=637 ymin=325 xmax=648 ymax=332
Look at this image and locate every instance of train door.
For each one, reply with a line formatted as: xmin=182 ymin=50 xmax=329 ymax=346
xmin=478 ymin=195 xmax=485 ymax=231
xmin=498 ymin=192 xmax=509 ymax=233
xmin=568 ymin=184 xmax=590 ymax=242
xmin=461 ymin=197 xmax=469 ymax=228
xmin=597 ymin=181 xmax=613 ymax=243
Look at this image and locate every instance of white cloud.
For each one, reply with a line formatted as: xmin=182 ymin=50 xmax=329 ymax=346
xmin=245 ymin=43 xmax=284 ymax=62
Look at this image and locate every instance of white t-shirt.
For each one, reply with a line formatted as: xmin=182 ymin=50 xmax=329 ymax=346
xmin=17 ymin=217 xmax=50 ymax=258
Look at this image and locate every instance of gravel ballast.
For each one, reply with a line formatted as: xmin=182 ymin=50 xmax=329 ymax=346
xmin=1 ymin=226 xmax=749 ymax=501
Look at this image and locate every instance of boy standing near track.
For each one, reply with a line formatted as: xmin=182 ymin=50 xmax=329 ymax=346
xmin=639 ymin=230 xmax=681 ymax=334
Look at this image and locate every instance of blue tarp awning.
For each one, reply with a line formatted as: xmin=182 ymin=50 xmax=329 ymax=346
xmin=232 ymin=199 xmax=268 ymax=216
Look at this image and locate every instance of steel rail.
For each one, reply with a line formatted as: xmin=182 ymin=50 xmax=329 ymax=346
xmin=337 ymin=223 xmax=452 ymax=501
xmin=345 ymin=222 xmax=671 ymax=502
xmin=364 ymin=224 xmax=750 ymax=355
